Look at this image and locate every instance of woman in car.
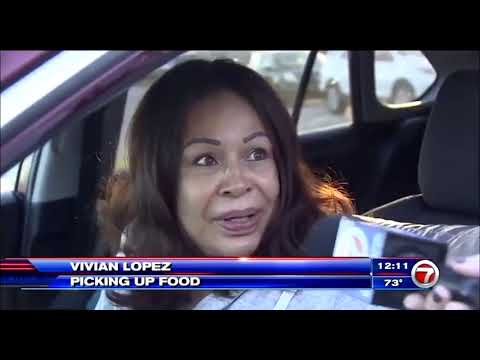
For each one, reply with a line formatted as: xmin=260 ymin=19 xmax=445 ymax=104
xmin=95 ymin=59 xmax=477 ymax=310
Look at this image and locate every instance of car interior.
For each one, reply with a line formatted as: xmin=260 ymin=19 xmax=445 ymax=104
xmin=364 ymin=69 xmax=479 ymax=225
xmin=0 ymin=50 xmax=478 ymax=309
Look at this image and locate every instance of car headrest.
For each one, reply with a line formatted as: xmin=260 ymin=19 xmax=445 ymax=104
xmin=419 ymin=70 xmax=479 ymax=216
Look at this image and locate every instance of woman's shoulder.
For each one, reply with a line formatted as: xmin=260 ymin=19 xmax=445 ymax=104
xmin=93 ymin=288 xmax=388 ymax=310
xmin=200 ymin=289 xmax=388 ymax=310
xmin=287 ymin=289 xmax=388 ymax=310
xmin=93 ymin=229 xmax=133 ymax=310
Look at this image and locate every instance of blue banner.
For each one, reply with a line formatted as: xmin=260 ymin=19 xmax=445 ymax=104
xmin=27 ymin=258 xmax=371 ymax=275
xmin=1 ymin=274 xmax=372 ymax=290
xmin=1 ymin=258 xmax=440 ymax=291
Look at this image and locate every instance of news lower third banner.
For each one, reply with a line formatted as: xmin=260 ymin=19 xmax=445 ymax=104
xmin=0 ymin=258 xmax=440 ymax=291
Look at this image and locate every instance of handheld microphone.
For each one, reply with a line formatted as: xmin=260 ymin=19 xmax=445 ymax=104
xmin=303 ymin=215 xmax=479 ymax=309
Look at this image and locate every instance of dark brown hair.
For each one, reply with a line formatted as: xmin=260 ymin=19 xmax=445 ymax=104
xmin=101 ymin=59 xmax=354 ymax=309
xmin=96 ymin=170 xmax=135 ymax=255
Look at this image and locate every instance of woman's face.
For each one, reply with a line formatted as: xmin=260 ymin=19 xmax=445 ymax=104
xmin=177 ymin=91 xmax=280 ymax=256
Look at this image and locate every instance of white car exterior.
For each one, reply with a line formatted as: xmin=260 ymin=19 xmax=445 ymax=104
xmin=248 ymin=51 xmax=325 ymax=91
xmin=319 ymin=51 xmax=437 ymax=112
xmin=248 ymin=51 xmax=308 ymax=84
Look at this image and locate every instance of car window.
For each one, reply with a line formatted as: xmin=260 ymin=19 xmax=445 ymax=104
xmin=16 ymin=154 xmax=34 ymax=194
xmin=114 ymin=50 xmax=352 ymax=170
xmin=1 ymin=165 xmax=19 ymax=193
xmin=259 ymin=54 xmax=273 ymax=68
xmin=375 ymin=51 xmax=394 ymax=62
xmin=298 ymin=51 xmax=353 ymax=135
xmin=248 ymin=50 xmax=353 ymax=135
xmin=0 ymin=153 xmax=34 ymax=194
xmin=247 ymin=51 xmax=308 ymax=110
xmin=374 ymin=50 xmax=437 ymax=105
xmin=276 ymin=52 xmax=308 ymax=67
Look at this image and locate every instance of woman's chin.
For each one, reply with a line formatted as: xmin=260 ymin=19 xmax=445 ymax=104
xmin=207 ymin=233 xmax=261 ymax=257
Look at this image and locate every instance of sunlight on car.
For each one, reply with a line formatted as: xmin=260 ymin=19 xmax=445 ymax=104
xmin=0 ymin=165 xmax=18 ymax=193
xmin=1 ymin=51 xmax=109 ymax=128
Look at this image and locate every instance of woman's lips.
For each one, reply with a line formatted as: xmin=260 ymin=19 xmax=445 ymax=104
xmin=215 ymin=209 xmax=262 ymax=236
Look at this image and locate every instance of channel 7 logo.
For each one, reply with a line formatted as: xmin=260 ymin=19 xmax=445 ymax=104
xmin=411 ymin=260 xmax=440 ymax=289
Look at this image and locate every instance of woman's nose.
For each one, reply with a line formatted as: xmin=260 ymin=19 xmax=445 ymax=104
xmin=218 ymin=164 xmax=252 ymax=197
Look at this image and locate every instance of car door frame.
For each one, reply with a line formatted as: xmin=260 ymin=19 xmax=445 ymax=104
xmin=1 ymin=51 xmax=184 ymax=175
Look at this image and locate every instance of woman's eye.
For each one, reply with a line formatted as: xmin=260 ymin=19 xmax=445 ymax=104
xmin=247 ymin=148 xmax=268 ymax=161
xmin=194 ymin=155 xmax=218 ymax=166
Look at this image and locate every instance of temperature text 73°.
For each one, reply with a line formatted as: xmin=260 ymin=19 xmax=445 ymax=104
xmin=384 ymin=279 xmax=404 ymax=287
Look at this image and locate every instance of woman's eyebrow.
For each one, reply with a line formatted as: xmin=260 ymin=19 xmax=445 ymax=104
xmin=184 ymin=132 xmax=268 ymax=149
xmin=184 ymin=138 xmax=221 ymax=149
xmin=243 ymin=131 xmax=268 ymax=143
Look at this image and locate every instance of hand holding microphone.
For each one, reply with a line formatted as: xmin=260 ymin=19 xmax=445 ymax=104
xmin=303 ymin=215 xmax=479 ymax=309
xmin=404 ymin=254 xmax=479 ymax=310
